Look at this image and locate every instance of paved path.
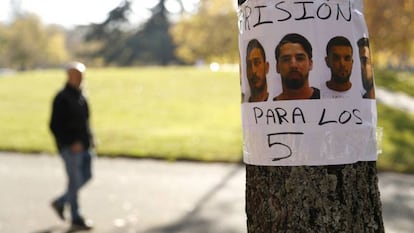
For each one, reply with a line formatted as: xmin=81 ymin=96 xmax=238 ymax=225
xmin=0 ymin=152 xmax=413 ymax=233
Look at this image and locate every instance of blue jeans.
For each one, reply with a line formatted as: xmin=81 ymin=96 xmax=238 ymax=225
xmin=54 ymin=147 xmax=93 ymax=221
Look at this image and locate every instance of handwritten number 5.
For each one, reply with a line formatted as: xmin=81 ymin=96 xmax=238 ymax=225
xmin=267 ymin=132 xmax=304 ymax=161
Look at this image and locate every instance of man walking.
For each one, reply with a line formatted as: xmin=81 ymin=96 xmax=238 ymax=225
xmin=49 ymin=61 xmax=94 ymax=231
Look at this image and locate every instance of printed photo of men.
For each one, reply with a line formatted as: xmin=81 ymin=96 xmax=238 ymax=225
xmin=246 ymin=39 xmax=270 ymax=102
xmin=322 ymin=36 xmax=354 ymax=98
xmin=357 ymin=37 xmax=375 ymax=99
xmin=273 ymin=33 xmax=320 ymax=100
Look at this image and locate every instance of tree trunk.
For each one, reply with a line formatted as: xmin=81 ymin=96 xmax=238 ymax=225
xmin=246 ymin=161 xmax=384 ymax=233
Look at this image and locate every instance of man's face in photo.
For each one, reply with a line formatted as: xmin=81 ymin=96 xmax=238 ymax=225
xmin=359 ymin=46 xmax=374 ymax=90
xmin=326 ymin=45 xmax=353 ymax=84
xmin=247 ymin=47 xmax=269 ymax=92
xmin=276 ymin=42 xmax=313 ymax=89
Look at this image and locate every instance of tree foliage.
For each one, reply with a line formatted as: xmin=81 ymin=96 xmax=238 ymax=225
xmin=364 ymin=0 xmax=414 ymax=53
xmin=364 ymin=0 xmax=414 ymax=67
xmin=1 ymin=0 xmax=413 ymax=68
xmin=44 ymin=26 xmax=69 ymax=66
xmin=127 ymin=0 xmax=180 ymax=65
xmin=84 ymin=0 xmax=132 ymax=66
xmin=85 ymin=0 xmax=239 ymax=65
xmin=364 ymin=0 xmax=414 ymax=66
xmin=85 ymin=0 xmax=183 ymax=66
xmin=0 ymin=14 xmax=68 ymax=70
xmin=0 ymin=23 xmax=12 ymax=66
xmin=171 ymin=0 xmax=239 ymax=64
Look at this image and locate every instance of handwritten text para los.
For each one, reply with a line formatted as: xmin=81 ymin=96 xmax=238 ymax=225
xmin=252 ymin=105 xmax=363 ymax=161
xmin=252 ymin=106 xmax=363 ymax=126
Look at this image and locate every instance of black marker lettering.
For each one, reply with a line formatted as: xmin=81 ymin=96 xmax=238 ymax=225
xmin=295 ymin=1 xmax=315 ymax=20
xmin=268 ymin=132 xmax=304 ymax=161
xmin=336 ymin=1 xmax=352 ymax=21
xmin=253 ymin=5 xmax=273 ymax=27
xmin=239 ymin=0 xmax=353 ymax=31
xmin=275 ymin=1 xmax=292 ymax=22
xmin=266 ymin=109 xmax=276 ymax=124
xmin=353 ymin=109 xmax=363 ymax=124
xmin=339 ymin=111 xmax=352 ymax=124
xmin=243 ymin=6 xmax=252 ymax=31
xmin=275 ymin=107 xmax=289 ymax=124
xmin=317 ymin=3 xmax=332 ymax=20
xmin=292 ymin=107 xmax=306 ymax=124
xmin=253 ymin=107 xmax=263 ymax=124
xmin=319 ymin=108 xmax=337 ymax=125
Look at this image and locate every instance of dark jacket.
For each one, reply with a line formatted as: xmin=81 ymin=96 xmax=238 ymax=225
xmin=50 ymin=83 xmax=93 ymax=151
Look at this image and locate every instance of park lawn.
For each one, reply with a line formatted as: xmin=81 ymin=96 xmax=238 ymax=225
xmin=377 ymin=103 xmax=414 ymax=173
xmin=0 ymin=67 xmax=413 ymax=173
xmin=0 ymin=67 xmax=242 ymax=162
xmin=375 ymin=69 xmax=414 ymax=97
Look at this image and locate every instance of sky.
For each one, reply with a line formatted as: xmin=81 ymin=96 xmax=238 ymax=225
xmin=0 ymin=0 xmax=198 ymax=28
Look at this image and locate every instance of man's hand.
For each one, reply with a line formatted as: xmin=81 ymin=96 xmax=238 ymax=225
xmin=70 ymin=141 xmax=83 ymax=153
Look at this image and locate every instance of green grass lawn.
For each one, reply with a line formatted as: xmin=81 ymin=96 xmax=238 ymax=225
xmin=375 ymin=69 xmax=414 ymax=97
xmin=0 ymin=67 xmax=413 ymax=173
xmin=377 ymin=103 xmax=414 ymax=173
xmin=0 ymin=67 xmax=242 ymax=162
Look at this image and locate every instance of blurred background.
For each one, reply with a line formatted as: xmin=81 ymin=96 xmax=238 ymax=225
xmin=0 ymin=0 xmax=412 ymax=69
xmin=0 ymin=0 xmax=413 ymax=232
xmin=0 ymin=0 xmax=237 ymax=68
xmin=1 ymin=0 xmax=413 ymax=172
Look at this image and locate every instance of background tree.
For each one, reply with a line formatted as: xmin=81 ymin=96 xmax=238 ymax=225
xmin=127 ymin=0 xmax=182 ymax=65
xmin=237 ymin=1 xmax=384 ymax=232
xmin=65 ymin=25 xmax=108 ymax=66
xmin=1 ymin=0 xmax=413 ymax=68
xmin=7 ymin=14 xmax=47 ymax=70
xmin=0 ymin=23 xmax=12 ymax=67
xmin=364 ymin=0 xmax=414 ymax=68
xmin=44 ymin=25 xmax=69 ymax=67
xmin=85 ymin=0 xmax=133 ymax=66
xmin=0 ymin=13 xmax=68 ymax=69
xmin=171 ymin=0 xmax=239 ymax=64
xmin=85 ymin=0 xmax=184 ymax=66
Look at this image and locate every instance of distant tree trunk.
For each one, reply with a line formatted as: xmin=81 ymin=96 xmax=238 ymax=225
xmin=245 ymin=161 xmax=385 ymax=233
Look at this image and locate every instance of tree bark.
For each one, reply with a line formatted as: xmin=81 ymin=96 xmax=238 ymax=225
xmin=246 ymin=161 xmax=384 ymax=233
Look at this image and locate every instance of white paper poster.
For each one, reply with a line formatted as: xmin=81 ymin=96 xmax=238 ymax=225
xmin=238 ymin=0 xmax=378 ymax=166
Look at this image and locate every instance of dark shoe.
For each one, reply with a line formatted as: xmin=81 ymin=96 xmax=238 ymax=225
xmin=70 ymin=218 xmax=93 ymax=231
xmin=51 ymin=200 xmax=65 ymax=220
